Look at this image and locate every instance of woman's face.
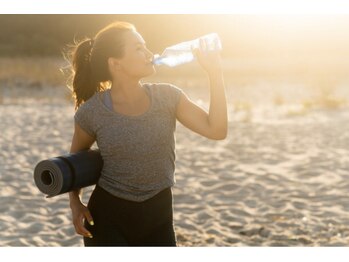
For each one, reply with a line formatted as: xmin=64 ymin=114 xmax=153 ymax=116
xmin=110 ymin=30 xmax=155 ymax=79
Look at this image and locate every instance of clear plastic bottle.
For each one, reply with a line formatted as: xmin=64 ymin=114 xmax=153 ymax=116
xmin=152 ymin=33 xmax=222 ymax=67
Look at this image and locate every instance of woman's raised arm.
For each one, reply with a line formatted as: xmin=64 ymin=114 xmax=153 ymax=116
xmin=176 ymin=39 xmax=227 ymax=140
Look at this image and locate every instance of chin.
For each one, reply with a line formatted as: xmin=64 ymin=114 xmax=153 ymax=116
xmin=132 ymin=64 xmax=156 ymax=79
xmin=148 ymin=67 xmax=156 ymax=76
xmin=142 ymin=67 xmax=156 ymax=78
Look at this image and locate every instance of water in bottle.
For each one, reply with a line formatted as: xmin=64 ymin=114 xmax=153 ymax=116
xmin=152 ymin=33 xmax=222 ymax=67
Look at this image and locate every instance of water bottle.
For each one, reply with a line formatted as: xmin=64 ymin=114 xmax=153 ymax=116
xmin=152 ymin=33 xmax=222 ymax=67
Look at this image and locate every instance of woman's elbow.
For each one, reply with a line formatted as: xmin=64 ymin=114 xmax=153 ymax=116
xmin=208 ymin=129 xmax=228 ymax=140
xmin=213 ymin=134 xmax=227 ymax=140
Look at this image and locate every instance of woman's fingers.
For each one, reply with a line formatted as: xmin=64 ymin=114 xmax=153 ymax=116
xmin=70 ymin=202 xmax=94 ymax=238
xmin=74 ymin=213 xmax=93 ymax=238
xmin=84 ymin=210 xmax=94 ymax=226
xmin=191 ymin=45 xmax=199 ymax=57
xmin=192 ymin=40 xmax=222 ymax=73
xmin=199 ymin=38 xmax=206 ymax=51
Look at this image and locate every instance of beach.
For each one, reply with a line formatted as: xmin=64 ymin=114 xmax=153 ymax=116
xmin=1 ymin=79 xmax=349 ymax=247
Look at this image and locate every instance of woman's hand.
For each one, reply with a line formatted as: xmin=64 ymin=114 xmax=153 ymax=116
xmin=192 ymin=38 xmax=222 ymax=75
xmin=70 ymin=200 xmax=94 ymax=238
xmin=177 ymin=37 xmax=227 ymax=140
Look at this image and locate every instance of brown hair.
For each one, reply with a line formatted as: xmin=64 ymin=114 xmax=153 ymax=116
xmin=65 ymin=21 xmax=136 ymax=110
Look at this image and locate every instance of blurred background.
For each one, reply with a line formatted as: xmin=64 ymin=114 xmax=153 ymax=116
xmin=0 ymin=14 xmax=349 ymax=119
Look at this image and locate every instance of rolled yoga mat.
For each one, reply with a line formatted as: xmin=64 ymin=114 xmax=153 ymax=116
xmin=34 ymin=149 xmax=103 ymax=198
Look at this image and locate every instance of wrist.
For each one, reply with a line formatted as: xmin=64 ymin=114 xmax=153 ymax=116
xmin=207 ymin=69 xmax=223 ymax=79
xmin=69 ymin=192 xmax=82 ymax=206
xmin=69 ymin=199 xmax=82 ymax=209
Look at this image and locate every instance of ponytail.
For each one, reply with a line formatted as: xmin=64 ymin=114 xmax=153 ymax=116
xmin=64 ymin=21 xmax=136 ymax=110
xmin=71 ymin=38 xmax=103 ymax=110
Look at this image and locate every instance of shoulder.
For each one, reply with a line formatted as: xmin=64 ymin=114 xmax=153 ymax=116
xmin=75 ymin=92 xmax=100 ymax=115
xmin=143 ymin=82 xmax=183 ymax=97
xmin=82 ymin=92 xmax=100 ymax=108
xmin=143 ymin=82 xmax=183 ymax=114
xmin=73 ymin=93 xmax=100 ymax=137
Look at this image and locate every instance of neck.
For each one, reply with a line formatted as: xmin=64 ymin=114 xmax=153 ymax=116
xmin=110 ymin=79 xmax=144 ymax=104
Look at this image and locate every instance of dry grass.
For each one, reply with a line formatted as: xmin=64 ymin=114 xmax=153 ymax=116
xmin=0 ymin=57 xmax=348 ymax=115
xmin=0 ymin=57 xmax=66 ymax=87
xmin=0 ymin=57 xmax=71 ymax=104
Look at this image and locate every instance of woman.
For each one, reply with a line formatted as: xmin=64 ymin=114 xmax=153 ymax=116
xmin=68 ymin=21 xmax=227 ymax=246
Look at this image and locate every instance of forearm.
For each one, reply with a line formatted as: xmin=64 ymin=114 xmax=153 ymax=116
xmin=207 ymin=71 xmax=228 ymax=139
xmin=68 ymin=146 xmax=83 ymax=206
xmin=69 ymin=189 xmax=83 ymax=207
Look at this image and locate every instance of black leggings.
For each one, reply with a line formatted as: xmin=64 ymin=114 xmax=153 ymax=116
xmin=83 ymin=184 xmax=177 ymax=246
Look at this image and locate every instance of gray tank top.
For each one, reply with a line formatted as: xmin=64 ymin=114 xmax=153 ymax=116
xmin=74 ymin=83 xmax=183 ymax=202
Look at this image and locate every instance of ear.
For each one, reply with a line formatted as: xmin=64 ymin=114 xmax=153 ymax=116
xmin=108 ymin=57 xmax=121 ymax=70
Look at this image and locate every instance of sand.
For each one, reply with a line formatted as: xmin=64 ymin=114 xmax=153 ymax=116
xmin=1 ymin=85 xmax=349 ymax=246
